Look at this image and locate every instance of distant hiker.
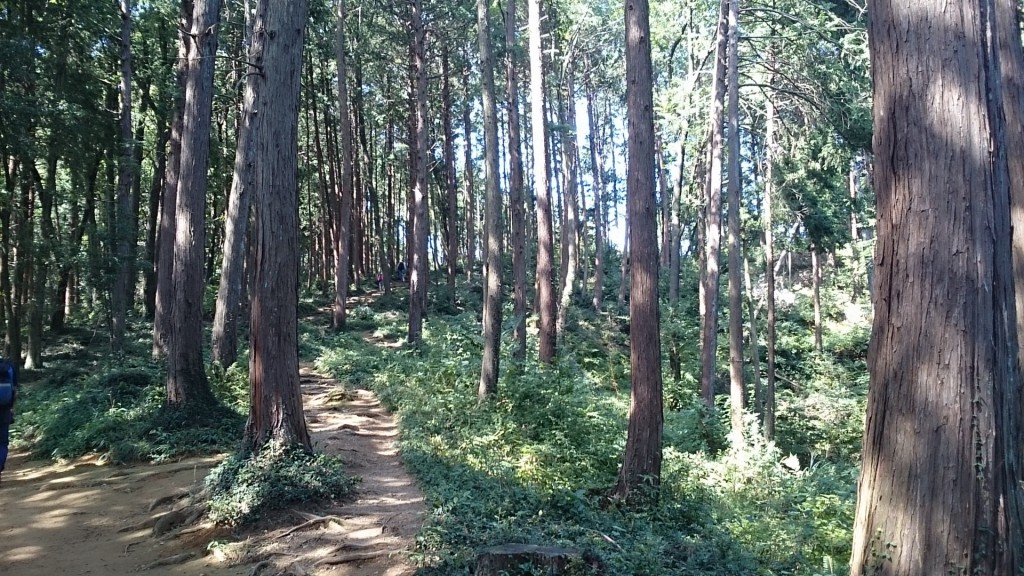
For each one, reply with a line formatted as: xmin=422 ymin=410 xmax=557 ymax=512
xmin=376 ymin=272 xmax=384 ymax=292
xmin=396 ymin=261 xmax=406 ymax=282
xmin=0 ymin=358 xmax=17 ymax=486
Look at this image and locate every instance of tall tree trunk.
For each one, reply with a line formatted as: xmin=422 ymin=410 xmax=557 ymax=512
xmin=153 ymin=0 xmax=193 ymax=359
xmin=462 ymin=61 xmax=476 ymax=280
xmin=699 ymin=0 xmax=728 ymax=408
xmin=243 ymin=0 xmax=312 ymax=451
xmin=529 ymin=0 xmax=556 ymax=363
xmin=725 ymin=0 xmax=744 ymax=444
xmin=850 ymin=1 xmax=1024 ymax=572
xmin=408 ymin=0 xmax=429 ymax=343
xmin=848 ymin=158 xmax=862 ymax=301
xmin=477 ymin=0 xmax=503 ymax=399
xmin=613 ymin=0 xmax=663 ymax=501
xmin=744 ymin=257 xmax=761 ymax=417
xmin=443 ymin=48 xmax=459 ymax=303
xmin=111 ymin=0 xmax=136 ymax=354
xmin=332 ymin=0 xmax=354 ymax=331
xmin=212 ymin=7 xmax=256 ymax=367
xmin=586 ymin=81 xmax=605 ymax=312
xmin=144 ymin=89 xmax=169 ymax=320
xmin=505 ymin=0 xmax=527 ymax=360
xmin=166 ymin=0 xmax=220 ymax=408
xmin=556 ymin=75 xmax=580 ymax=346
xmin=762 ymin=92 xmax=777 ymax=439
xmin=811 ymin=248 xmax=822 ymax=352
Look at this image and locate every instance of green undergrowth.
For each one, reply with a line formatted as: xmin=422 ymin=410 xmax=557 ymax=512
xmin=204 ymin=440 xmax=358 ymax=526
xmin=314 ymin=292 xmax=868 ymax=576
xmin=13 ymin=359 xmax=245 ymax=463
xmin=12 ymin=322 xmax=247 ymax=464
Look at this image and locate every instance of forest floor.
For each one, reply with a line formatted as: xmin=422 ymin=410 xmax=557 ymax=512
xmin=0 ymin=365 xmax=425 ymax=576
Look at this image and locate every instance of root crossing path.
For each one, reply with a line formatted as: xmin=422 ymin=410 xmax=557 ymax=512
xmin=0 ymin=365 xmax=425 ymax=576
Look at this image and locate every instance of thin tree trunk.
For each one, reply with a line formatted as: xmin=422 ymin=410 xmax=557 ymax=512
xmin=725 ymin=0 xmax=744 ymax=444
xmin=477 ymin=0 xmax=503 ymax=399
xmin=463 ymin=58 xmax=476 ymax=281
xmin=212 ymin=7 xmax=256 ymax=367
xmin=332 ymin=0 xmax=354 ymax=330
xmin=556 ymin=74 xmax=580 ymax=346
xmin=586 ymin=81 xmax=605 ymax=312
xmin=699 ymin=0 xmax=728 ymax=408
xmin=505 ymin=0 xmax=527 ymax=360
xmin=811 ymin=248 xmax=822 ymax=352
xmin=529 ymin=0 xmax=556 ymax=363
xmin=443 ymin=48 xmax=459 ymax=303
xmin=744 ymin=257 xmax=761 ymax=417
xmin=111 ymin=0 xmax=135 ymax=354
xmin=762 ymin=91 xmax=777 ymax=439
xmin=408 ymin=0 xmax=429 ymax=343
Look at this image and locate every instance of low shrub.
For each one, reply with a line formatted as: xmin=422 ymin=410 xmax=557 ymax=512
xmin=204 ymin=441 xmax=358 ymax=526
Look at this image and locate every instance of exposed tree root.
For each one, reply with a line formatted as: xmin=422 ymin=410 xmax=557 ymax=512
xmin=313 ymin=549 xmax=399 ymax=566
xmin=139 ymin=552 xmax=195 ymax=570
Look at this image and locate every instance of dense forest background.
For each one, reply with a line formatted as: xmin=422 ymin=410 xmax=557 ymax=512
xmin=0 ymin=0 xmax=909 ymax=573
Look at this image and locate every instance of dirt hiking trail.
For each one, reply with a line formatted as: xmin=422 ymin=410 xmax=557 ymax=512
xmin=0 ymin=366 xmax=425 ymax=576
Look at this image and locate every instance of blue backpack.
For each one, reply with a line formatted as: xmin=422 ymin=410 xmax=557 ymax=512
xmin=0 ymin=359 xmax=15 ymax=410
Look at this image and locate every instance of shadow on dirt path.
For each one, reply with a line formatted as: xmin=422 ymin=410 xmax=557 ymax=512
xmin=0 ymin=364 xmax=425 ymax=576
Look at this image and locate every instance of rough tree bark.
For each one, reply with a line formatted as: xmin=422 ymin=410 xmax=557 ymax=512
xmin=725 ymin=0 xmax=743 ymax=443
xmin=165 ymin=0 xmax=220 ymax=407
xmin=153 ymin=0 xmax=192 ymax=359
xmin=505 ymin=0 xmax=527 ymax=360
xmin=332 ymin=0 xmax=354 ymax=331
xmin=586 ymin=81 xmax=605 ymax=313
xmin=762 ymin=90 xmax=777 ymax=439
xmin=243 ymin=0 xmax=312 ymax=452
xmin=212 ymin=6 xmax=256 ymax=367
xmin=699 ymin=0 xmax=728 ymax=408
xmin=477 ymin=0 xmax=503 ymax=399
xmin=850 ymin=1 xmax=1024 ymax=572
xmin=407 ymin=0 xmax=429 ymax=344
xmin=529 ymin=0 xmax=556 ymax=363
xmin=612 ymin=0 xmax=663 ymax=501
xmin=111 ymin=0 xmax=135 ymax=354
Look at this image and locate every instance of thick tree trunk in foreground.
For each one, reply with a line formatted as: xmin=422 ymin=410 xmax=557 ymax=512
xmin=613 ymin=0 xmax=663 ymax=501
xmin=243 ymin=0 xmax=312 ymax=452
xmin=477 ymin=0 xmax=503 ymax=399
xmin=166 ymin=0 xmax=220 ymax=407
xmin=850 ymin=2 xmax=1024 ymax=573
xmin=529 ymin=0 xmax=556 ymax=363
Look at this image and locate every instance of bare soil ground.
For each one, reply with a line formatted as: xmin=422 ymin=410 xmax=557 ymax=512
xmin=0 ymin=365 xmax=425 ymax=576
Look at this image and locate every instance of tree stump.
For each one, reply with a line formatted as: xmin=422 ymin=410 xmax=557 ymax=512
xmin=475 ymin=544 xmax=581 ymax=575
